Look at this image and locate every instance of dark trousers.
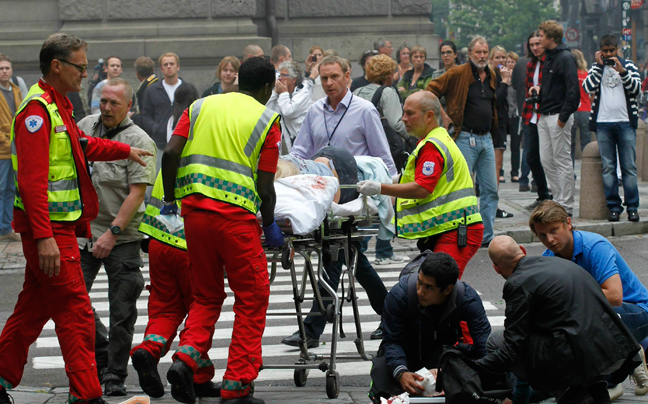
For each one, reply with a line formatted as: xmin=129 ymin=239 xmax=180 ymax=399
xmin=524 ymin=123 xmax=551 ymax=200
xmin=304 ymin=239 xmax=388 ymax=338
xmin=81 ymin=241 xmax=145 ymax=383
xmin=509 ymin=116 xmax=522 ymax=178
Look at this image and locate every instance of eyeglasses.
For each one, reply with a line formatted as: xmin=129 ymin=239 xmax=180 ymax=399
xmin=58 ymin=59 xmax=87 ymax=74
xmin=440 ymin=51 xmax=455 ymax=56
xmin=364 ymin=50 xmax=379 ymax=56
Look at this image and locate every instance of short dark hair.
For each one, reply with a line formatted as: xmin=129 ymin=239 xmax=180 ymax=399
xmin=105 ymin=55 xmax=122 ymax=66
xmin=419 ymin=252 xmax=459 ymax=290
xmin=439 ymin=40 xmax=457 ymax=55
xmin=600 ymin=35 xmax=619 ymax=49
xmin=40 ymin=33 xmax=88 ymax=75
xmin=134 ymin=56 xmax=155 ymax=77
xmin=238 ymin=56 xmax=276 ymax=93
xmin=395 ymin=43 xmax=410 ymax=64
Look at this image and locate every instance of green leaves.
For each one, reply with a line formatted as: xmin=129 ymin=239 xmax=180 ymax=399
xmin=445 ymin=0 xmax=559 ymax=53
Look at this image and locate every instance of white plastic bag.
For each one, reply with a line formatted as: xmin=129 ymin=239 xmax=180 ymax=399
xmin=155 ymin=214 xmax=184 ymax=233
xmin=380 ymin=392 xmax=410 ymax=404
xmin=269 ymin=175 xmax=339 ymax=235
xmin=415 ymin=367 xmax=437 ymax=396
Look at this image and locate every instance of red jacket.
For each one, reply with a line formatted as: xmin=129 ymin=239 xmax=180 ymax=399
xmin=12 ymin=80 xmax=130 ymax=239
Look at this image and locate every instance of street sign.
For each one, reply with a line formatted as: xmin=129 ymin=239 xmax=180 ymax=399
xmin=623 ymin=28 xmax=632 ymax=35
xmin=631 ymin=0 xmax=644 ymax=8
xmin=622 ymin=0 xmax=632 ymax=9
xmin=565 ymin=28 xmax=579 ymax=41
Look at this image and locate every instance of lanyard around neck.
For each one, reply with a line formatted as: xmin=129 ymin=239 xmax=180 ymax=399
xmin=324 ymin=94 xmax=353 ymax=146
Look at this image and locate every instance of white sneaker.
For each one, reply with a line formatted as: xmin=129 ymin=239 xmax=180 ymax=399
xmin=373 ymin=254 xmax=407 ymax=265
xmin=608 ymin=383 xmax=624 ymax=401
xmin=631 ymin=348 xmax=648 ymax=395
xmin=0 ymin=232 xmax=20 ymax=242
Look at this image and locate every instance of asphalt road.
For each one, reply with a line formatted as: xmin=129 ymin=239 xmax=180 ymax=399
xmin=1 ymin=234 xmax=647 ymax=397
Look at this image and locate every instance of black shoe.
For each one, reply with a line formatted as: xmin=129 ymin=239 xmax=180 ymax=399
xmin=370 ymin=327 xmax=383 ymax=340
xmin=195 ymin=381 xmax=221 ymax=398
xmin=132 ymin=348 xmax=165 ymax=398
xmin=496 ymin=208 xmax=514 ymax=218
xmin=511 ymin=176 xmax=520 ymax=183
xmin=531 ymin=184 xmax=538 ymax=193
xmin=220 ymin=395 xmax=265 ymax=404
xmin=518 ymin=184 xmax=530 ymax=192
xmin=167 ymin=359 xmax=196 ymax=404
xmin=480 ymin=239 xmax=492 ymax=249
xmin=629 ymin=211 xmax=640 ymax=222
xmin=0 ymin=388 xmax=12 ymax=404
xmin=525 ymin=199 xmax=542 ymax=211
xmin=104 ymin=380 xmax=127 ymax=397
xmin=609 ymin=211 xmax=621 ymax=222
xmin=281 ymin=331 xmax=319 ymax=348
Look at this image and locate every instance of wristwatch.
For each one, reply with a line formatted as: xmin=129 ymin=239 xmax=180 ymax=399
xmin=109 ymin=225 xmax=122 ymax=236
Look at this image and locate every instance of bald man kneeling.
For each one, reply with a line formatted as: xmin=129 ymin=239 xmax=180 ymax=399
xmin=474 ymin=236 xmax=639 ymax=404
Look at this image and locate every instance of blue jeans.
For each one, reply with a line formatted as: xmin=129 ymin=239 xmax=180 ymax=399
xmin=614 ymin=302 xmax=648 ymax=344
xmin=304 ymin=238 xmax=388 ymax=338
xmin=455 ymin=131 xmax=498 ymax=243
xmin=375 ymin=237 xmax=393 ymax=259
xmin=0 ymin=160 xmax=15 ymax=235
xmin=596 ymin=122 xmax=639 ymax=212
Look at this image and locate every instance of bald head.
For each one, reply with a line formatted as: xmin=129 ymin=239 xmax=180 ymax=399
xmin=402 ymin=91 xmax=441 ymax=139
xmin=243 ymin=44 xmax=264 ymax=60
xmin=488 ymin=235 xmax=526 ymax=279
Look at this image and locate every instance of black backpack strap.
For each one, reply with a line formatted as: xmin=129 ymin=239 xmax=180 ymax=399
xmin=370 ymin=85 xmax=387 ymax=114
xmin=103 ymin=122 xmax=135 ymax=140
xmin=454 ymin=281 xmax=466 ymax=311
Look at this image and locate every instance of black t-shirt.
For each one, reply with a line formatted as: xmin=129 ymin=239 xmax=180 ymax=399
xmin=463 ymin=61 xmax=493 ymax=133
xmin=350 ymin=75 xmax=371 ymax=92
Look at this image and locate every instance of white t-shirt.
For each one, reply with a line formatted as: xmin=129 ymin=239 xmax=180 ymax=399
xmin=597 ymin=66 xmax=628 ymax=123
xmin=530 ymin=63 xmax=540 ymax=124
xmin=162 ymin=79 xmax=182 ymax=104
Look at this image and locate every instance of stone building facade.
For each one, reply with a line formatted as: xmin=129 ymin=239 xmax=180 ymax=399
xmin=1 ymin=0 xmax=436 ymax=104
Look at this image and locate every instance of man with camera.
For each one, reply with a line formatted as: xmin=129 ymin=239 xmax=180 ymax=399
xmin=529 ymin=20 xmax=579 ymax=216
xmin=583 ymin=35 xmax=642 ymax=222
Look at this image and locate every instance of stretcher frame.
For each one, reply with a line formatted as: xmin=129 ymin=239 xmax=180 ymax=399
xmin=261 ymin=190 xmax=381 ymax=399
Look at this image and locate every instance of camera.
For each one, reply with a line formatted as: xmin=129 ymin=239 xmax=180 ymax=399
xmin=603 ymin=58 xmax=616 ymax=66
xmin=525 ymin=89 xmax=539 ymax=104
xmin=311 ymin=55 xmax=317 ymax=62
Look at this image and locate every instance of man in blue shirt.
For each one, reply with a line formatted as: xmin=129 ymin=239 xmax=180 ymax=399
xmin=529 ymin=200 xmax=648 ymax=398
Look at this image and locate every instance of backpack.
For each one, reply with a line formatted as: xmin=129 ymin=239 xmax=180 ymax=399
xmin=436 ymin=347 xmax=512 ymax=404
xmin=370 ymin=86 xmax=409 ymax=171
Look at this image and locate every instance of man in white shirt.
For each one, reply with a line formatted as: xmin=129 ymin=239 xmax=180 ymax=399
xmin=583 ymin=35 xmax=642 ymax=222
xmin=133 ymin=52 xmax=183 ymax=172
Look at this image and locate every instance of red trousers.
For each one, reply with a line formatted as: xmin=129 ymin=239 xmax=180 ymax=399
xmin=0 ymin=227 xmax=102 ymax=401
xmin=419 ymin=224 xmax=484 ymax=345
xmin=130 ymin=239 xmax=214 ymax=383
xmin=173 ymin=210 xmax=269 ymax=399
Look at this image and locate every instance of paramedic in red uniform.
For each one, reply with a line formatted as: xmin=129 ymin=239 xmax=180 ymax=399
xmin=161 ymin=56 xmax=284 ymax=404
xmin=0 ymin=33 xmax=152 ymax=404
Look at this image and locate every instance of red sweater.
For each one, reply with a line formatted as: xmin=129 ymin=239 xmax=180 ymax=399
xmin=12 ymin=80 xmax=131 ymax=239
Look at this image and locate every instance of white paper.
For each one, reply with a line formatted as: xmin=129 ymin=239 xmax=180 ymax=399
xmin=415 ymin=368 xmax=437 ymax=397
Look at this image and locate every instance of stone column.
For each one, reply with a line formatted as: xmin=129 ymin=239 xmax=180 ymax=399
xmin=637 ymin=119 xmax=644 ymax=181
xmin=579 ymin=141 xmax=607 ymax=220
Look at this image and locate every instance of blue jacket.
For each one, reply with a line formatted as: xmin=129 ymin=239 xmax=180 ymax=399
xmin=582 ymin=57 xmax=641 ymax=131
xmin=382 ymin=277 xmax=491 ymax=381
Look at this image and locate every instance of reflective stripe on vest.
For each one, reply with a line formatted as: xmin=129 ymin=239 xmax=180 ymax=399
xmin=396 ymin=126 xmax=481 ymax=239
xmin=139 ymin=170 xmax=187 ymax=250
xmin=10 ymin=84 xmax=82 ymax=221
xmin=175 ymin=93 xmax=279 ymax=214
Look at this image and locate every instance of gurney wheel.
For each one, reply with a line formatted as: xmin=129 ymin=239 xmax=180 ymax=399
xmin=326 ymin=370 xmax=340 ymax=399
xmin=294 ymin=368 xmax=309 ymax=387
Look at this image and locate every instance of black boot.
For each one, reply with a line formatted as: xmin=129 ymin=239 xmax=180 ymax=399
xmin=131 ymin=348 xmax=164 ymax=398
xmin=167 ymin=359 xmax=196 ymax=404
xmin=194 ymin=381 xmax=221 ymax=397
xmin=0 ymin=388 xmax=12 ymax=404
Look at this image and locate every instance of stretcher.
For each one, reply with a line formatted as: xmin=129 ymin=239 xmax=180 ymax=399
xmin=261 ymin=185 xmax=382 ymax=399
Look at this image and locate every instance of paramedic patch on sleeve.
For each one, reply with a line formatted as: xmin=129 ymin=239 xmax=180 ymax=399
xmin=25 ymin=115 xmax=44 ymax=133
xmin=422 ymin=161 xmax=435 ymax=176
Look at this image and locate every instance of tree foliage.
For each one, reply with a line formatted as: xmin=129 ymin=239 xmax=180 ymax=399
xmin=446 ymin=0 xmax=560 ymax=54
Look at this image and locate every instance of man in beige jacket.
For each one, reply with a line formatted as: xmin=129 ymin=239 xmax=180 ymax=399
xmin=0 ymin=54 xmax=22 ymax=241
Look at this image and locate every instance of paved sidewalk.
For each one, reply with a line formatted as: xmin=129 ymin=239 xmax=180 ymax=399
xmin=4 ymin=380 xmax=648 ymax=403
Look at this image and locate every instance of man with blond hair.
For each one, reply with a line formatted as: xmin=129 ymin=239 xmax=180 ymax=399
xmin=135 ymin=52 xmax=183 ymax=172
xmin=529 ymin=200 xmax=648 ymax=398
xmin=477 ymin=235 xmax=638 ymax=404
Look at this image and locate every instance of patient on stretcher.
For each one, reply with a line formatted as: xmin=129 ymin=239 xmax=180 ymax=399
xmin=276 ymin=146 xmax=359 ymax=204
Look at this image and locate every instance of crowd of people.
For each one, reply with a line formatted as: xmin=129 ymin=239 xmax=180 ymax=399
xmin=0 ymin=19 xmax=646 ymax=404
